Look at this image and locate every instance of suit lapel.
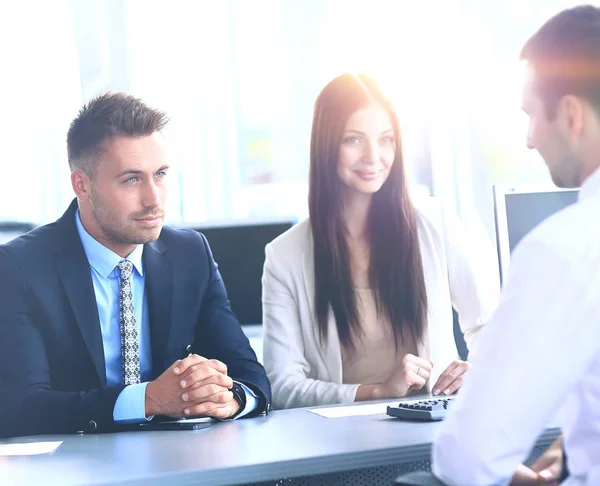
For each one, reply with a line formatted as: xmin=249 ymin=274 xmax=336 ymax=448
xmin=144 ymin=239 xmax=173 ymax=377
xmin=54 ymin=200 xmax=106 ymax=385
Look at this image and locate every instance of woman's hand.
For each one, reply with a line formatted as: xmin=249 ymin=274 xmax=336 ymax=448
xmin=379 ymin=353 xmax=434 ymax=398
xmin=432 ymin=359 xmax=471 ymax=396
xmin=356 ymin=354 xmax=436 ymax=401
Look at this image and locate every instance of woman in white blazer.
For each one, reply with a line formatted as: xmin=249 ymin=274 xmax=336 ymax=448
xmin=262 ymin=74 xmax=500 ymax=410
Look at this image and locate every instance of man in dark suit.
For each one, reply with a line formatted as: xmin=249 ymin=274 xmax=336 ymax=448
xmin=0 ymin=93 xmax=271 ymax=437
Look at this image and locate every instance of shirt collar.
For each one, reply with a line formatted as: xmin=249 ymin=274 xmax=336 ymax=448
xmin=579 ymin=165 xmax=600 ymax=202
xmin=75 ymin=210 xmax=144 ymax=278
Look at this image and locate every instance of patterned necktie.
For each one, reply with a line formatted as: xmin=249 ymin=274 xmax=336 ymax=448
xmin=118 ymin=260 xmax=140 ymax=385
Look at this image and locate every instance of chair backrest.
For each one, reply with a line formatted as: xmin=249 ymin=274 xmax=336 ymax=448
xmin=452 ymin=309 xmax=468 ymax=360
xmin=182 ymin=219 xmax=294 ymax=325
xmin=0 ymin=222 xmax=36 ymax=244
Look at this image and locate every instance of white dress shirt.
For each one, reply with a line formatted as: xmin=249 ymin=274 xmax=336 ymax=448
xmin=433 ymin=167 xmax=600 ymax=486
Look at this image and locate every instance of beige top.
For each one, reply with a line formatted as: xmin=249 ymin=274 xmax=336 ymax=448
xmin=341 ymin=288 xmax=418 ymax=385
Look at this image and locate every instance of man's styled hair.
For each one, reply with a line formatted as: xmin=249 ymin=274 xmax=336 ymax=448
xmin=521 ymin=5 xmax=600 ymax=119
xmin=67 ymin=92 xmax=169 ymax=176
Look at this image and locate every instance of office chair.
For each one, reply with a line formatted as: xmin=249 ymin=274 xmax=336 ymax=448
xmin=394 ymin=471 xmax=448 ymax=485
xmin=452 ymin=309 xmax=468 ymax=360
xmin=183 ymin=219 xmax=294 ymax=325
xmin=0 ymin=221 xmax=36 ymax=244
xmin=0 ymin=222 xmax=35 ymax=232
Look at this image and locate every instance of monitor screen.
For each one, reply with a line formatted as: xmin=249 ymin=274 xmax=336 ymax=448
xmin=493 ymin=185 xmax=579 ymax=283
xmin=183 ymin=219 xmax=294 ymax=325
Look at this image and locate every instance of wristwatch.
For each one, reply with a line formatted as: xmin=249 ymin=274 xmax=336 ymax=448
xmin=229 ymin=382 xmax=247 ymax=417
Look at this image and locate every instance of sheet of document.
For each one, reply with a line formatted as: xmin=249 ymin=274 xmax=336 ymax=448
xmin=307 ymin=401 xmax=400 ymax=418
xmin=0 ymin=441 xmax=63 ymax=456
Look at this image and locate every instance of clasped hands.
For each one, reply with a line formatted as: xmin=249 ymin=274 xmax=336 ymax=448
xmin=378 ymin=354 xmax=471 ymax=398
xmin=145 ymin=354 xmax=241 ymax=419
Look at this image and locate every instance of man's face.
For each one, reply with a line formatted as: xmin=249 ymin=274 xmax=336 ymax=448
xmin=85 ymin=133 xmax=169 ymax=254
xmin=522 ymin=68 xmax=582 ymax=188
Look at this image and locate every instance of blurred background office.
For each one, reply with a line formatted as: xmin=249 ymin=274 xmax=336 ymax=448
xmin=0 ymin=0 xmax=582 ymax=231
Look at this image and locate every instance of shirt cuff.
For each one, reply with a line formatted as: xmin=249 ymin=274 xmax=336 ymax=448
xmin=233 ymin=381 xmax=258 ymax=419
xmin=113 ymin=382 xmax=153 ymax=424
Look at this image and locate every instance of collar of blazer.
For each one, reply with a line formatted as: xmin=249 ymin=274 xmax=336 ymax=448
xmin=301 ymin=238 xmax=345 ymax=384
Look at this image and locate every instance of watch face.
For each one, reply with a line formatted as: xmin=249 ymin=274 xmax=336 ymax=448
xmin=232 ymin=383 xmax=246 ymax=408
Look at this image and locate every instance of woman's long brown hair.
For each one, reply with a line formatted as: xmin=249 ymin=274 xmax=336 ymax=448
xmin=308 ymin=73 xmax=428 ymax=352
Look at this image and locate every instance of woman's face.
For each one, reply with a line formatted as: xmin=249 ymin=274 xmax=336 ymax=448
xmin=337 ymin=104 xmax=396 ymax=198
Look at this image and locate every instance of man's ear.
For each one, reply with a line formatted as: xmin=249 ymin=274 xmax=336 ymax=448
xmin=71 ymin=169 xmax=92 ymax=201
xmin=559 ymin=94 xmax=585 ymax=144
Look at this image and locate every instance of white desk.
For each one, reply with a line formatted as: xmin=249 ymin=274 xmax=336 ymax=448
xmin=1 ymin=400 xmax=560 ymax=486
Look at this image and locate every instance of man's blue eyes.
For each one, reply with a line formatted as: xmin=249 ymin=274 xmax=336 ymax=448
xmin=123 ymin=172 xmax=167 ymax=184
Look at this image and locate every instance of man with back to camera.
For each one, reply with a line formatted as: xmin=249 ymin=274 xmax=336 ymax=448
xmin=427 ymin=5 xmax=600 ymax=486
xmin=0 ymin=92 xmax=271 ymax=437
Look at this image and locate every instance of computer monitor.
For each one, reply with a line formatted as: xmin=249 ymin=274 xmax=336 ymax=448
xmin=183 ymin=219 xmax=295 ymax=325
xmin=493 ymin=185 xmax=579 ymax=284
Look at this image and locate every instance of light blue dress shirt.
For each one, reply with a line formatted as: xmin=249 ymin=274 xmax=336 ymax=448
xmin=76 ymin=212 xmax=151 ymax=422
xmin=75 ymin=211 xmax=257 ymax=422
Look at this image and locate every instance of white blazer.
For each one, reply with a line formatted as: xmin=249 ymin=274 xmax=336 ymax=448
xmin=262 ymin=196 xmax=500 ymax=410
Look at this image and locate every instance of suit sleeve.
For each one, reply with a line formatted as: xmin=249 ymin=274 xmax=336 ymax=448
xmin=193 ymin=234 xmax=271 ymax=415
xmin=0 ymin=249 xmax=124 ymax=437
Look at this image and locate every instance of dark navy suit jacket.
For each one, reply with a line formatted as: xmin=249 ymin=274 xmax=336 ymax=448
xmin=0 ymin=200 xmax=271 ymax=437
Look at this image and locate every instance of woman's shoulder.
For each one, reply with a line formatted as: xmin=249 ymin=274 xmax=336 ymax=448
xmin=410 ymin=193 xmax=470 ymax=254
xmin=266 ymin=218 xmax=312 ymax=260
xmin=411 ymin=193 xmax=446 ymax=231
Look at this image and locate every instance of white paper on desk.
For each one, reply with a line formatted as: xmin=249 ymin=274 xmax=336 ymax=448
xmin=0 ymin=441 xmax=63 ymax=456
xmin=307 ymin=401 xmax=399 ymax=418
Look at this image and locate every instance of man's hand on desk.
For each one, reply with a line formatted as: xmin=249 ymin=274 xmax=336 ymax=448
xmin=145 ymin=354 xmax=241 ymax=419
xmin=510 ymin=436 xmax=563 ymax=485
xmin=177 ymin=356 xmax=241 ymax=419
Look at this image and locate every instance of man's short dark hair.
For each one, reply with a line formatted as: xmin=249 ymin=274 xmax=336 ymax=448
xmin=521 ymin=5 xmax=600 ymax=119
xmin=67 ymin=92 xmax=169 ymax=176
